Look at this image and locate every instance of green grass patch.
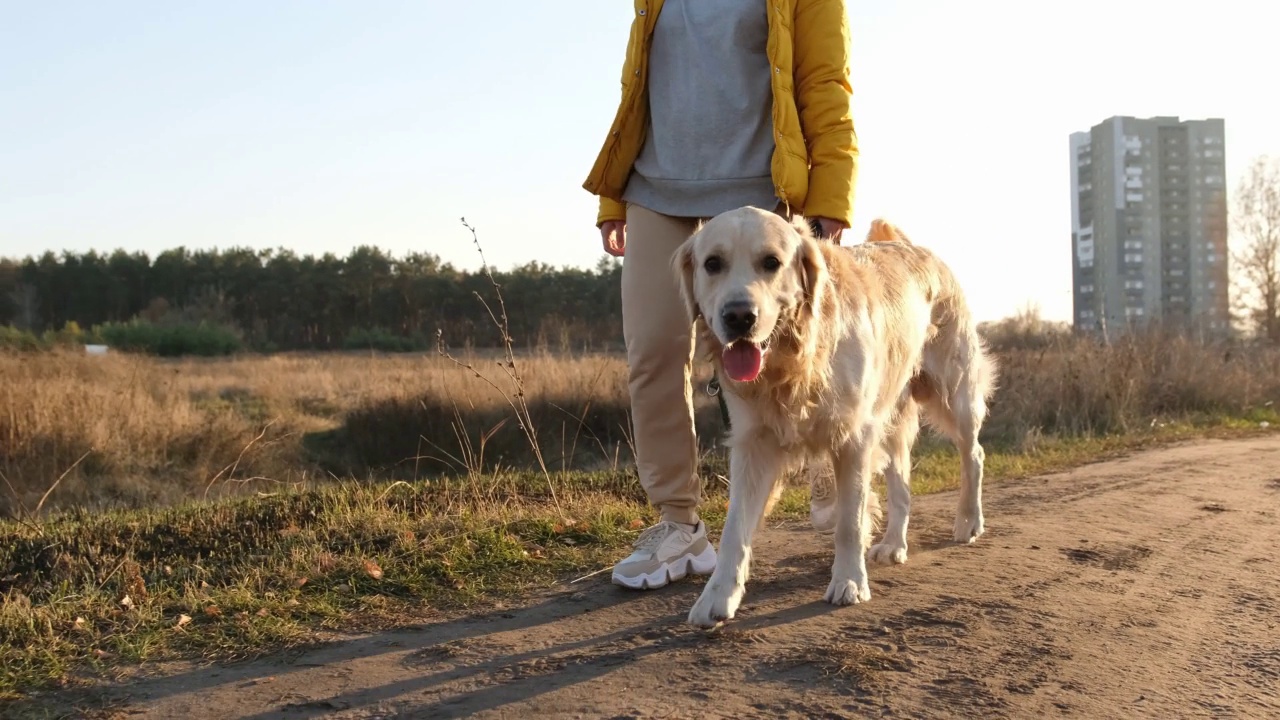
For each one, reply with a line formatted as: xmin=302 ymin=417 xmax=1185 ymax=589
xmin=2 ymin=418 xmax=1274 ymax=704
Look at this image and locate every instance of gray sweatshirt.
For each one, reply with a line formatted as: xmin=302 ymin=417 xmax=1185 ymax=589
xmin=621 ymin=0 xmax=779 ymax=218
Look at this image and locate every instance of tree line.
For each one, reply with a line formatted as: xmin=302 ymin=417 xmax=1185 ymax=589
xmin=0 ymin=245 xmax=626 ymax=352
xmin=4 ymin=153 xmax=1278 ymax=354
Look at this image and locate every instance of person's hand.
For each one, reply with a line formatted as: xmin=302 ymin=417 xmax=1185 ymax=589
xmin=813 ymin=217 xmax=847 ymax=241
xmin=601 ymin=220 xmax=626 ymax=257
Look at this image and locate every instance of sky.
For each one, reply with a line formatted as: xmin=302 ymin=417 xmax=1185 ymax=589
xmin=2 ymin=0 xmax=1277 ymax=323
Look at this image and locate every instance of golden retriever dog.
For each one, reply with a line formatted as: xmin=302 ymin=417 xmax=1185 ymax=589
xmin=672 ymin=207 xmax=997 ymax=628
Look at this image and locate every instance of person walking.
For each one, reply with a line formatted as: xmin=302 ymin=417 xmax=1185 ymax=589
xmin=582 ymin=0 xmax=859 ymax=590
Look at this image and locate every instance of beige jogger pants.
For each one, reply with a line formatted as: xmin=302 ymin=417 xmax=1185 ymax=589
xmin=621 ymin=204 xmax=703 ymax=526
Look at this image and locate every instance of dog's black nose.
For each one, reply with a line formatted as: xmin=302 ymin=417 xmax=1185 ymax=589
xmin=720 ymin=301 xmax=757 ymax=338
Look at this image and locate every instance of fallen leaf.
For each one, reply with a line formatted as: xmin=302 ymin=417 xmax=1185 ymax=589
xmin=93 ymin=649 xmax=114 ymax=660
xmin=294 ymin=577 xmax=308 ymax=588
xmin=451 ymin=579 xmax=465 ymax=590
xmin=256 ymin=608 xmax=270 ymax=617
xmin=203 ymin=605 xmax=222 ymax=618
xmin=162 ymin=565 xmax=173 ymax=576
xmin=286 ymin=598 xmax=300 ymax=607
xmin=73 ymin=617 xmax=87 ymax=631
xmin=125 ymin=562 xmax=148 ymax=600
xmin=119 ymin=594 xmax=134 ymax=610
xmin=628 ymin=519 xmax=645 ymax=530
xmin=363 ymin=559 xmax=384 ymax=580
xmin=176 ymin=614 xmax=192 ymax=628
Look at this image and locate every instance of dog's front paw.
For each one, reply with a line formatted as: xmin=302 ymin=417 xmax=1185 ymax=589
xmin=868 ymin=541 xmax=908 ymax=565
xmin=823 ymin=575 xmax=871 ymax=606
xmin=687 ymin=581 xmax=744 ymax=628
xmin=954 ymin=512 xmax=985 ymax=544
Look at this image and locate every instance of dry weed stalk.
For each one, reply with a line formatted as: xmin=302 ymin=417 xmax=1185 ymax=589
xmin=435 ymin=218 xmax=562 ymax=514
xmin=202 ymin=420 xmax=276 ymax=500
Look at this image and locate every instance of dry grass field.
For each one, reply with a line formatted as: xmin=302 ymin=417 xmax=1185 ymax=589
xmin=0 ymin=349 xmax=672 ymax=514
xmin=4 ymin=332 xmax=1278 ymax=515
xmin=1 ymin=332 xmax=1278 ymax=705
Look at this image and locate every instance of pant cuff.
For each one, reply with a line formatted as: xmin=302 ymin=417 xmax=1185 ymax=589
xmin=660 ymin=506 xmax=700 ymax=527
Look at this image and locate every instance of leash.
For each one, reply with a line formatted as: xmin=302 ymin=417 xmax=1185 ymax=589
xmin=706 ymin=375 xmax=731 ymax=430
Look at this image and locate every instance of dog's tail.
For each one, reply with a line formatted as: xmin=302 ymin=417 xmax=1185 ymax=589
xmin=866 ymin=218 xmax=912 ymax=245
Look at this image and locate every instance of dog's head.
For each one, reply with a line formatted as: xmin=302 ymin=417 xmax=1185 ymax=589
xmin=673 ymin=207 xmax=828 ymax=384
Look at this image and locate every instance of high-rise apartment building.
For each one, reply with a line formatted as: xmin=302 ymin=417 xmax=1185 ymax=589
xmin=1069 ymin=116 xmax=1230 ymax=337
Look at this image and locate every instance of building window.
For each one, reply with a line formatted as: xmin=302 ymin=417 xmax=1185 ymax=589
xmin=1124 ymin=240 xmax=1143 ymax=250
xmin=1080 ymin=284 xmax=1094 ymax=294
xmin=1126 ymin=306 xmax=1146 ymax=317
xmin=1125 ymin=253 xmax=1143 ymax=264
xmin=1125 ymin=279 xmax=1144 ymax=290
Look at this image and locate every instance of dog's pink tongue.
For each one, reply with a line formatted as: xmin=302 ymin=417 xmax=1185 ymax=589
xmin=722 ymin=342 xmax=763 ymax=383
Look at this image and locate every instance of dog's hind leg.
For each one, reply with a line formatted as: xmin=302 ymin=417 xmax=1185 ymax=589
xmin=687 ymin=429 xmax=785 ymax=628
xmin=869 ymin=399 xmax=919 ymax=565
xmin=825 ymin=427 xmax=882 ymax=605
xmin=917 ymin=332 xmax=995 ymax=545
xmin=950 ymin=341 xmax=995 ymax=544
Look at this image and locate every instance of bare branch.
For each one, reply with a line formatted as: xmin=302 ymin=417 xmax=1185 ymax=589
xmin=1230 ymin=155 xmax=1280 ymax=343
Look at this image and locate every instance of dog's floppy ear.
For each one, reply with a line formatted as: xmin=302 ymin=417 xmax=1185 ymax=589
xmin=791 ymin=217 xmax=828 ymax=321
xmin=671 ymin=228 xmax=701 ymax=323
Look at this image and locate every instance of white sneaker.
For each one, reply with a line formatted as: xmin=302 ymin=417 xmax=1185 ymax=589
xmin=809 ymin=467 xmax=837 ymax=535
xmin=611 ymin=520 xmax=717 ymax=590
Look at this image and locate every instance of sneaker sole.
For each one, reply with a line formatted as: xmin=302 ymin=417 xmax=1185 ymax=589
xmin=811 ymin=506 xmax=836 ymax=535
xmin=611 ymin=544 xmax=717 ymax=590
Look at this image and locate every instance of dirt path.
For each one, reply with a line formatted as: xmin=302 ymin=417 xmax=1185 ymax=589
xmin=91 ymin=436 xmax=1280 ymax=719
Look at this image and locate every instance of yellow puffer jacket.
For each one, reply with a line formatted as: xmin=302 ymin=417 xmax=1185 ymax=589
xmin=583 ymin=0 xmax=858 ymax=227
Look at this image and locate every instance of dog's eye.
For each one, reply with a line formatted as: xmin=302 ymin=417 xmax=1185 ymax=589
xmin=703 ymin=256 xmax=723 ymax=274
xmin=761 ymin=255 xmax=782 ymax=273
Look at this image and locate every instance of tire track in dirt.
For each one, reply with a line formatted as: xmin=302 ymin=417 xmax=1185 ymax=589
xmin=47 ymin=435 xmax=1280 ymax=719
